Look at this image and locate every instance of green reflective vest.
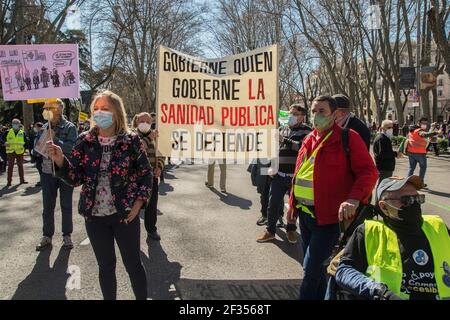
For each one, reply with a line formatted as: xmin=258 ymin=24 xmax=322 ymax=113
xmin=6 ymin=129 xmax=25 ymax=155
xmin=365 ymin=215 xmax=450 ymax=300
xmin=293 ymin=130 xmax=333 ymax=216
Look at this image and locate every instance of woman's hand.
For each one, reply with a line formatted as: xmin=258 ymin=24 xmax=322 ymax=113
xmin=154 ymin=167 xmax=161 ymax=178
xmin=46 ymin=141 xmax=64 ymax=167
xmin=123 ymin=200 xmax=145 ymax=224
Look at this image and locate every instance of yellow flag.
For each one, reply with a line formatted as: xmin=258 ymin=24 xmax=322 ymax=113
xmin=27 ymin=98 xmax=58 ymax=104
xmin=79 ymin=112 xmax=89 ymax=121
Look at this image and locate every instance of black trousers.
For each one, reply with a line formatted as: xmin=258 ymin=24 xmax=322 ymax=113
xmin=85 ymin=213 xmax=147 ymax=300
xmin=261 ymin=176 xmax=285 ymax=218
xmin=144 ymin=177 xmax=159 ymax=233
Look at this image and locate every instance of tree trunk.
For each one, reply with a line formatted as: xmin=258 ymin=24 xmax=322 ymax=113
xmin=431 ymin=87 xmax=438 ymax=122
xmin=420 ymin=88 xmax=431 ymax=120
xmin=16 ymin=0 xmax=34 ymax=129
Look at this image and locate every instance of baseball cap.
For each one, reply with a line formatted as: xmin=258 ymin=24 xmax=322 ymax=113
xmin=332 ymin=94 xmax=350 ymax=109
xmin=376 ymin=175 xmax=424 ymax=201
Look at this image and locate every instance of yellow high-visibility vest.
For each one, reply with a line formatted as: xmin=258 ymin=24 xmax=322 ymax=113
xmin=6 ymin=129 xmax=25 ymax=155
xmin=293 ymin=130 xmax=333 ymax=216
xmin=365 ymin=215 xmax=450 ymax=300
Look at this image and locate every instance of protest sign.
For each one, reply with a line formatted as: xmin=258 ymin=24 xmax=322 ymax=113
xmin=0 ymin=44 xmax=80 ymax=101
xmin=279 ymin=110 xmax=289 ymax=126
xmin=34 ymin=128 xmax=52 ymax=158
xmin=156 ymin=45 xmax=278 ymax=162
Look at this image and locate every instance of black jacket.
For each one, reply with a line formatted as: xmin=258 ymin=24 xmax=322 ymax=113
xmin=345 ymin=116 xmax=371 ymax=150
xmin=373 ymin=133 xmax=397 ymax=171
xmin=278 ymin=124 xmax=312 ymax=174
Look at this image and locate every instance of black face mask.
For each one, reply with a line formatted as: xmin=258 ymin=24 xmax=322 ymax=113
xmin=383 ymin=202 xmax=423 ymax=233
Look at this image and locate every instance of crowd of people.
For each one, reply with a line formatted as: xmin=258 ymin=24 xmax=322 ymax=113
xmin=1 ymin=91 xmax=449 ymax=301
xmin=249 ymin=94 xmax=450 ymax=300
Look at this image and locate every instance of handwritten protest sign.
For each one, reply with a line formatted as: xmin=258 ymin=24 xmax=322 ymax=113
xmin=34 ymin=128 xmax=52 ymax=158
xmin=0 ymin=44 xmax=80 ymax=101
xmin=156 ymin=45 xmax=278 ymax=161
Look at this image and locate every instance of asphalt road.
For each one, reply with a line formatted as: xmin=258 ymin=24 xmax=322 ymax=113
xmin=0 ymin=153 xmax=448 ymax=300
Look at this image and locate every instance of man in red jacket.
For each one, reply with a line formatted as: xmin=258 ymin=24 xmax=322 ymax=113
xmin=287 ymin=95 xmax=378 ymax=300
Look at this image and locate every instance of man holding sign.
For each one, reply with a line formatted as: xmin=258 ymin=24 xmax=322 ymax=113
xmin=36 ymin=99 xmax=77 ymax=251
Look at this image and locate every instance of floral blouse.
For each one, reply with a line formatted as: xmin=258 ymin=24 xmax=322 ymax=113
xmin=57 ymin=128 xmax=153 ymax=220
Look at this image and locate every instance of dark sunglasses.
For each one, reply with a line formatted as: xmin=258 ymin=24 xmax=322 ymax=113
xmin=384 ymin=194 xmax=425 ymax=206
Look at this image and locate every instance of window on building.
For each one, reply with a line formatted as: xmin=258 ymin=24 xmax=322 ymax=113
xmin=438 ymin=79 xmax=444 ymax=86
xmin=438 ymin=90 xmax=443 ymax=97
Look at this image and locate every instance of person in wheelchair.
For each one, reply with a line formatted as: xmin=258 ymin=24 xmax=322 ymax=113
xmin=333 ymin=175 xmax=450 ymax=300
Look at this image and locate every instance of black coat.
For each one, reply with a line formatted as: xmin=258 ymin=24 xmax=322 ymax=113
xmin=346 ymin=116 xmax=371 ymax=150
xmin=373 ymin=133 xmax=397 ymax=172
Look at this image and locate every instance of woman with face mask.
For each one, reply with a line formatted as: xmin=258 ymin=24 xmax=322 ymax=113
xmin=46 ymin=90 xmax=153 ymax=300
xmin=373 ymin=120 xmax=400 ymax=186
xmin=132 ymin=112 xmax=165 ymax=242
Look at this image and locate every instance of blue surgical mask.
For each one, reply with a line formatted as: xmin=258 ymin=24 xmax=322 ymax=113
xmin=12 ymin=124 xmax=20 ymax=130
xmin=93 ymin=111 xmax=113 ymax=129
xmin=288 ymin=115 xmax=299 ymax=127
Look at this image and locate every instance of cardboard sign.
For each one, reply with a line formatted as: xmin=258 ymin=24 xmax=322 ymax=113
xmin=0 ymin=44 xmax=80 ymax=101
xmin=34 ymin=128 xmax=52 ymax=158
xmin=156 ymin=45 xmax=279 ymax=161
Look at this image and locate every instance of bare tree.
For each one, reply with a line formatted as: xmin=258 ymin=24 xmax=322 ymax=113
xmin=428 ymin=0 xmax=449 ymax=75
xmin=95 ymin=0 xmax=204 ymax=114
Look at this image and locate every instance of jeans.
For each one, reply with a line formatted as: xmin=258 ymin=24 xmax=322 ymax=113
xmin=85 ymin=214 xmax=147 ymax=300
xmin=260 ymin=175 xmax=271 ymax=218
xmin=7 ymin=153 xmax=25 ymax=184
xmin=41 ymin=173 xmax=73 ymax=237
xmin=144 ymin=177 xmax=159 ymax=234
xmin=299 ymin=212 xmax=339 ymax=300
xmin=407 ymin=153 xmax=427 ymax=181
xmin=267 ymin=174 xmax=296 ymax=234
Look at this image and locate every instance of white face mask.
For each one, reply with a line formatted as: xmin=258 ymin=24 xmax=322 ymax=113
xmin=42 ymin=109 xmax=54 ymax=121
xmin=138 ymin=122 xmax=151 ymax=133
xmin=421 ymin=124 xmax=427 ymax=130
xmin=385 ymin=128 xmax=393 ymax=138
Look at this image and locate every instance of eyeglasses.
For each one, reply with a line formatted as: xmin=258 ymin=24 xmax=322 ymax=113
xmin=383 ymin=194 xmax=425 ymax=206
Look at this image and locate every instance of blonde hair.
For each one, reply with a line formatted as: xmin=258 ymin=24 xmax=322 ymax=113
xmin=131 ymin=112 xmax=151 ymax=129
xmin=90 ymin=90 xmax=129 ymax=134
xmin=381 ymin=119 xmax=393 ymax=130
